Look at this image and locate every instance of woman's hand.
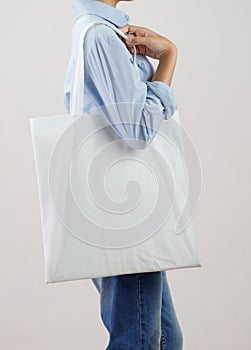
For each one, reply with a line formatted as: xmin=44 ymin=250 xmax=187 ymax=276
xmin=120 ymin=24 xmax=178 ymax=86
xmin=119 ymin=24 xmax=177 ymax=60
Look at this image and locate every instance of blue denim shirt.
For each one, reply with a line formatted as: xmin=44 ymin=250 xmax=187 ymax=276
xmin=63 ymin=0 xmax=178 ymax=149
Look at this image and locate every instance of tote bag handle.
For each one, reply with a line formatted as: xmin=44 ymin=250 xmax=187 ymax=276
xmin=70 ymin=20 xmax=138 ymax=115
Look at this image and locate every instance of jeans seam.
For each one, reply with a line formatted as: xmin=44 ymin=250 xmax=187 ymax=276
xmin=139 ymin=274 xmax=143 ymax=350
xmin=161 ymin=330 xmax=167 ymax=350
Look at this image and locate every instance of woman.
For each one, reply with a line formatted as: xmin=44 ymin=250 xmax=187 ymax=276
xmin=64 ymin=0 xmax=183 ymax=349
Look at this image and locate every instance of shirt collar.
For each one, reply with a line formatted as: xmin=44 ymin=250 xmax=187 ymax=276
xmin=72 ymin=0 xmax=130 ymax=27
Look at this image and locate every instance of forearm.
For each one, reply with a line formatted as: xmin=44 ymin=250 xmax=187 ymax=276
xmin=151 ymin=47 xmax=178 ymax=86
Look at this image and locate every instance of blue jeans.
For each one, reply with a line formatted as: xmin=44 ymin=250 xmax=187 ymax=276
xmin=91 ymin=271 xmax=183 ymax=350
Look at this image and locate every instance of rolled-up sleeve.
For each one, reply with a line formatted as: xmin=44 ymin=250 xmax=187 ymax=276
xmin=145 ymin=81 xmax=177 ymax=120
xmin=84 ymin=26 xmax=177 ymax=149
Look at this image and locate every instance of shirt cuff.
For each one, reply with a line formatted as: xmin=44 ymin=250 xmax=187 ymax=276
xmin=146 ymin=81 xmax=178 ymax=119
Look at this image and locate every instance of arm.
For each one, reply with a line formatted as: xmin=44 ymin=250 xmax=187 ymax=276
xmin=151 ymin=49 xmax=178 ymax=86
xmin=124 ymin=26 xmax=178 ymax=87
xmin=84 ymin=26 xmax=177 ymax=150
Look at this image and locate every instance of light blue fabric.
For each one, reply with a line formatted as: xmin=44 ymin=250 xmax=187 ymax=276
xmin=63 ymin=0 xmax=178 ymax=149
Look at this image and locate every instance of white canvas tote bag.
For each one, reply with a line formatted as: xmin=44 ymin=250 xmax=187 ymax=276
xmin=29 ymin=20 xmax=202 ymax=284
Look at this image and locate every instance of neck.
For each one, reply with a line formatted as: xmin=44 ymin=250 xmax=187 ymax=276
xmin=96 ymin=0 xmax=119 ymax=8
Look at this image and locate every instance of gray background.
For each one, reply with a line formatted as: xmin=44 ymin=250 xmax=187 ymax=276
xmin=1 ymin=0 xmax=250 ymax=349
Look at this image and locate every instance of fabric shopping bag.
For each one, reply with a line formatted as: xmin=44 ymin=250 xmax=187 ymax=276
xmin=29 ymin=20 xmax=202 ymax=283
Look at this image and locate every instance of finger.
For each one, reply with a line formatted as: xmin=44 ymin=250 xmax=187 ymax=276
xmin=126 ymin=36 xmax=150 ymax=46
xmin=119 ymin=25 xmax=129 ymax=34
xmin=122 ymin=39 xmax=135 ymax=56
xmin=121 ymin=33 xmax=135 ymax=43
xmin=120 ymin=24 xmax=145 ymax=35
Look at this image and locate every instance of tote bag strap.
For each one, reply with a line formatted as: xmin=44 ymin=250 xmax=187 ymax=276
xmin=70 ymin=20 xmax=139 ymax=115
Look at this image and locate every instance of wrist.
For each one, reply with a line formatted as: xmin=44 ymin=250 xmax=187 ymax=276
xmin=160 ymin=45 xmax=178 ymax=60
